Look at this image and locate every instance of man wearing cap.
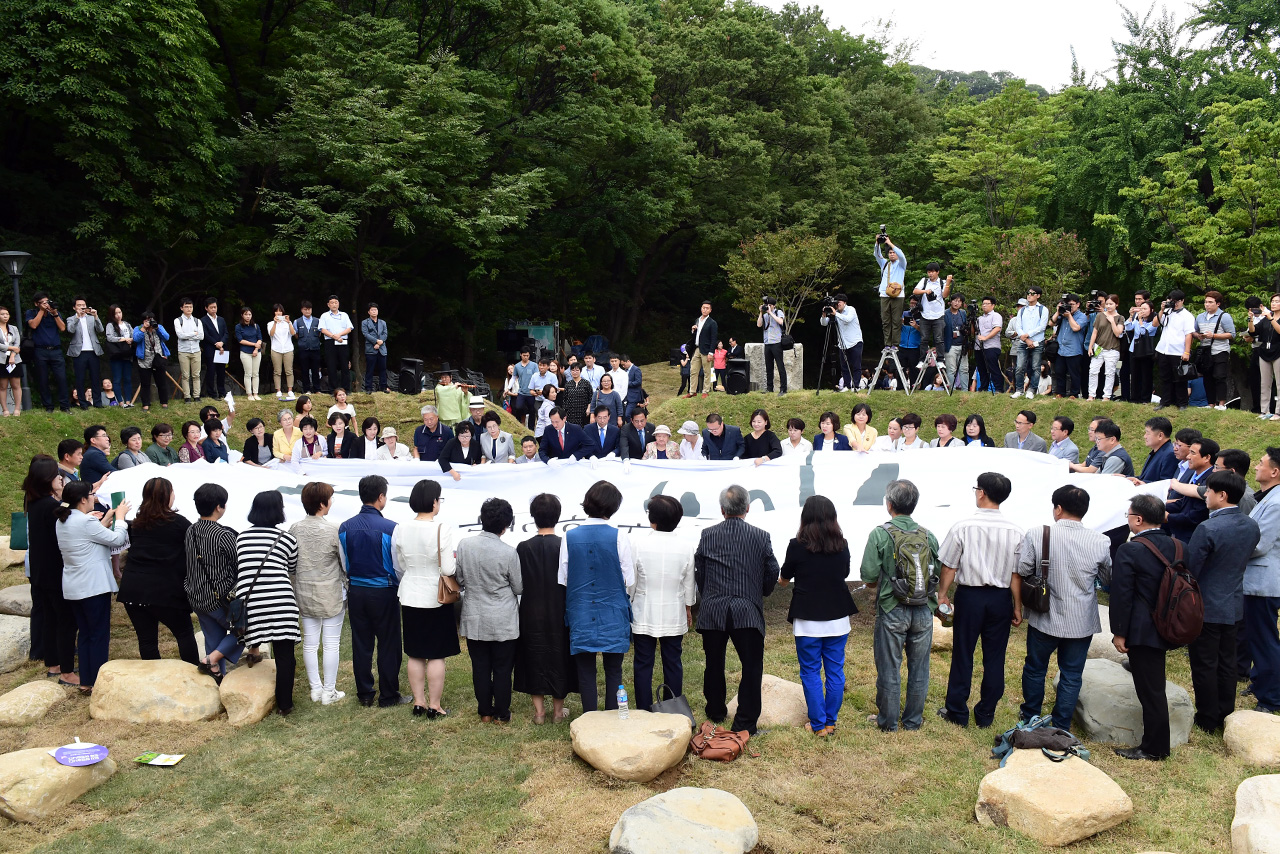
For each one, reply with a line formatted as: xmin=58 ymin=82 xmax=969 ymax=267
xmin=677 ymin=421 xmax=704 ymax=459
xmin=461 ymin=396 xmax=487 ymax=433
xmin=433 ymin=368 xmax=469 ymax=425
xmin=583 ymin=405 xmax=620 ymax=458
xmin=412 ymin=405 xmax=453 ymax=463
xmin=538 ymin=408 xmax=587 ymax=461
xmin=375 ymin=426 xmax=413 ymax=460
xmin=820 ymin=293 xmax=863 ymax=392
xmin=319 ymin=295 xmax=353 ymax=392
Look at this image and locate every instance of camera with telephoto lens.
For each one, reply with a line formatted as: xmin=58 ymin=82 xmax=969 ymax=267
xmin=820 ymin=293 xmax=838 ymax=315
xmin=876 ymin=224 xmax=888 ymax=245
xmin=1085 ymin=289 xmax=1106 ymax=314
xmin=1056 ymin=296 xmax=1069 ymax=316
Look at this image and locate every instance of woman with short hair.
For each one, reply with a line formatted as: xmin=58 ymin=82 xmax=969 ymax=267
xmin=561 ymin=480 xmax=634 ymax=711
xmin=780 ymin=495 xmax=857 ymax=736
xmin=514 ymin=494 xmax=576 ymax=723
xmin=114 ymin=426 xmax=150 ymax=468
xmin=24 ymin=455 xmax=78 ymax=683
xmin=241 ymin=417 xmax=277 ymax=467
xmin=201 ymin=418 xmax=230 ymax=463
xmin=272 ymin=410 xmax=297 ymax=463
xmin=931 ymin=414 xmax=963 ymax=448
xmin=456 ymin=498 xmax=523 ymax=723
xmin=291 ymin=415 xmax=327 ymax=462
xmin=187 ymin=483 xmax=242 ymax=680
xmin=813 ymin=411 xmax=851 ymax=452
xmin=289 ymin=481 xmax=347 ymax=705
xmin=781 ymin=417 xmax=811 ymax=457
xmin=393 ymin=479 xmax=459 ymax=718
xmin=233 ymin=491 xmax=301 ymax=715
xmin=355 ymin=416 xmax=381 ymax=459
xmin=743 ymin=408 xmax=782 ymax=466
xmin=327 ymin=412 xmax=355 ymax=458
xmin=629 ymin=494 xmax=696 ymax=714
xmin=844 ymin=403 xmax=877 ymax=451
xmin=178 ymin=420 xmax=205 ymax=463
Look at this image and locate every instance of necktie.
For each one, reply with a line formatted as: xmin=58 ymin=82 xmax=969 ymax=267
xmin=492 ymin=438 xmax=497 ymax=459
xmin=601 ymin=428 xmax=606 ymax=447
xmin=558 ymin=430 xmax=564 ymax=450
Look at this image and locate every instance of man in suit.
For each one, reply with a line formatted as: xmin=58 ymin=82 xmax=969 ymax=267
xmin=80 ymin=425 xmax=116 ymax=486
xmin=1165 ymin=438 xmax=1216 ymax=543
xmin=199 ymin=296 xmax=229 ymax=399
xmin=1003 ymin=410 xmax=1047 ymax=453
xmin=689 ymin=300 xmax=718 ymax=397
xmin=1128 ymin=416 xmax=1179 ymax=485
xmin=1047 ymin=416 xmax=1080 ymax=464
xmin=695 ymin=484 xmax=779 ymax=735
xmin=1110 ymin=494 xmax=1180 ymax=760
xmin=65 ymin=297 xmax=104 ymax=408
xmin=620 ymin=355 xmax=644 ymax=419
xmin=619 ymin=408 xmax=655 ymax=460
xmin=701 ymin=413 xmax=744 ymax=460
xmin=1243 ymin=448 xmax=1280 ymax=714
xmin=1185 ymin=471 xmax=1260 ymax=732
xmin=727 ymin=337 xmax=745 ymax=360
xmin=583 ymin=406 xmax=620 ymax=458
xmin=538 ymin=409 xmax=586 ymax=462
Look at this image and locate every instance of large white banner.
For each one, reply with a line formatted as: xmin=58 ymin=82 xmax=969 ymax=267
xmin=99 ymin=451 xmax=1164 ymax=574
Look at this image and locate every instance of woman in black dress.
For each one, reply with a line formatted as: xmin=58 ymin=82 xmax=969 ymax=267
xmin=513 ymin=493 xmax=576 ymax=723
xmin=22 ymin=455 xmax=79 ymax=685
xmin=743 ymin=408 xmax=782 ymax=466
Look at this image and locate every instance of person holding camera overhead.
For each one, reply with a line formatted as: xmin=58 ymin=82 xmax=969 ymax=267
xmin=912 ymin=263 xmax=951 ymax=356
xmin=873 ymin=229 xmax=907 ymax=352
xmin=1010 ymin=286 xmax=1049 ymax=400
xmin=1049 ymin=295 xmax=1087 ymax=398
xmin=757 ymin=297 xmax=787 ymax=395
xmin=1154 ymin=290 xmax=1197 ymax=411
xmin=819 ymin=294 xmax=863 ymax=392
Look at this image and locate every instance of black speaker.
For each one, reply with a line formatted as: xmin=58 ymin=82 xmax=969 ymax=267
xmin=399 ymin=358 xmax=424 ymax=394
xmin=668 ymin=347 xmax=683 ymax=366
xmin=725 ymin=358 xmax=750 ymax=395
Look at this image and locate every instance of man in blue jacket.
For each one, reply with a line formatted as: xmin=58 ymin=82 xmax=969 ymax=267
xmin=1049 ymin=295 xmax=1088 ymax=397
xmin=339 ymin=475 xmax=409 ymax=708
xmin=1128 ymin=417 xmax=1178 ymax=485
xmin=1243 ymin=448 xmax=1280 ymax=714
xmin=701 ymin=413 xmax=744 ymax=460
xmin=1165 ymin=438 xmax=1217 ymax=543
xmin=80 ymin=425 xmax=116 ymax=486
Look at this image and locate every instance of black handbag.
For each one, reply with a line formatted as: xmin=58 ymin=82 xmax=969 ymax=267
xmin=1177 ymin=360 xmax=1200 ymax=381
xmin=227 ymin=531 xmax=285 ymax=641
xmin=651 ymin=683 xmax=695 ymax=728
xmin=1194 ymin=312 xmax=1223 ymax=372
xmin=1023 ymin=526 xmax=1051 ymax=615
xmin=780 ymin=333 xmax=795 ymax=351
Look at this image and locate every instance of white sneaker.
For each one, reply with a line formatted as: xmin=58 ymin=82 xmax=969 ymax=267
xmin=277 ymin=392 xmax=283 ymax=400
xmin=1025 ymin=391 xmax=1034 ymax=400
xmin=322 ymin=689 xmax=346 ymax=705
xmin=1214 ymin=404 xmax=1227 ymax=411
xmin=311 ymin=687 xmax=323 ymax=703
xmin=1261 ymin=413 xmax=1273 ymax=420
xmin=1010 ymin=391 xmax=1022 ymax=399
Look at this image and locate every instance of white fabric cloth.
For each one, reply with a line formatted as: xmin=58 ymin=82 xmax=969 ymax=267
xmin=629 ymin=530 xmax=697 ymax=637
xmin=392 ymin=518 xmax=456 ymax=609
xmin=793 ymin=616 xmax=851 ymax=638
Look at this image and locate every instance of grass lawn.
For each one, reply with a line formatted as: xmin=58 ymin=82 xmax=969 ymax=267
xmin=0 ymin=364 xmax=1275 ymax=852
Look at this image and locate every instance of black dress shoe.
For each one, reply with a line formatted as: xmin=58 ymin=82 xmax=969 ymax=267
xmin=412 ymin=705 xmax=428 ymax=717
xmin=1114 ymin=746 xmax=1164 ymax=761
xmin=936 ymin=707 xmax=967 ymax=728
xmin=359 ymin=697 xmax=375 ymax=708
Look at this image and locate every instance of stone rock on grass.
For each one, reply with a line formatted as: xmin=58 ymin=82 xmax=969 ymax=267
xmin=0 ymin=584 xmax=32 ymax=617
xmin=727 ymin=674 xmax=808 ymax=728
xmin=1226 ymin=711 xmax=1280 ymax=768
xmin=609 ymin=787 xmax=757 ymax=854
xmin=1066 ymin=658 xmax=1192 ymax=749
xmin=1232 ymin=774 xmax=1280 ymax=854
xmin=0 ymin=536 xmax=26 ymax=568
xmin=0 ymin=614 xmax=31 ymax=674
xmin=0 ymin=681 xmax=67 ymax=727
xmin=975 ymin=748 xmax=1132 ymax=847
xmin=90 ymin=659 xmax=222 ymax=723
xmin=1088 ymin=604 xmax=1127 ymax=664
xmin=0 ymin=747 xmax=117 ymax=823
xmin=571 ymin=710 xmax=690 ymax=783
xmin=220 ymin=659 xmax=276 ymax=725
xmin=932 ymin=616 xmax=952 ymax=651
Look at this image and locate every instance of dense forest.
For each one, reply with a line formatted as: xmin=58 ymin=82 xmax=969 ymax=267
xmin=1 ymin=0 xmax=1277 ymax=371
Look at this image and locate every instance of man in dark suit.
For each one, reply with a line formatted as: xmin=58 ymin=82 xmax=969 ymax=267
xmin=690 ymin=300 xmax=718 ymax=397
xmin=1165 ymin=438 xmax=1216 ymax=543
xmin=538 ymin=408 xmax=586 ymax=462
xmin=701 ymin=413 xmax=744 ymax=460
xmin=199 ymin=296 xmax=229 ymax=398
xmin=619 ymin=408 xmax=655 ymax=459
xmin=695 ymin=484 xmax=779 ymax=734
xmin=727 ymin=337 xmax=745 ymax=360
xmin=620 ymin=355 xmax=645 ymax=419
xmin=1110 ymin=493 xmax=1180 ymax=761
xmin=583 ymin=406 xmax=621 ymax=458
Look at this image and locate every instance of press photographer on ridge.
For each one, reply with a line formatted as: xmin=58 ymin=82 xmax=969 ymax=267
xmin=820 ymin=294 xmax=864 ymax=392
xmin=757 ymin=296 xmax=787 ymax=395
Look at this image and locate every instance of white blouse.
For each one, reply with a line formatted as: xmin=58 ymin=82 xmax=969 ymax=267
xmin=628 ymin=530 xmax=696 ymax=637
xmin=392 ymin=519 xmax=456 ymax=609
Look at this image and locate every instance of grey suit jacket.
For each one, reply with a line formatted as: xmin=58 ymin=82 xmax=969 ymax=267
xmin=455 ymin=532 xmax=524 ymax=641
xmin=479 ymin=431 xmax=517 ymax=463
xmin=1004 ymin=431 xmax=1048 ymax=453
xmin=1245 ymin=487 xmax=1280 ymax=598
xmin=65 ymin=314 xmax=104 ymax=357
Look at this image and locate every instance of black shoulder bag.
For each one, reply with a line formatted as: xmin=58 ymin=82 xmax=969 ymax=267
xmin=227 ymin=531 xmax=285 ymax=640
xmin=1023 ymin=526 xmax=1052 ymax=614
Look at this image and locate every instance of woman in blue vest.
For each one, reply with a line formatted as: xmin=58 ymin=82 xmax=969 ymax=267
xmin=559 ymin=480 xmax=635 ymax=712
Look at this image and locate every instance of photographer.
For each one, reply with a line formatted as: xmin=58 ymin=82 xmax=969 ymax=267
xmin=912 ymin=263 xmax=951 ymax=353
xmin=66 ymin=297 xmax=104 ymax=408
xmin=1086 ymin=294 xmax=1126 ymax=401
xmin=975 ymin=297 xmax=1004 ymax=392
xmin=873 ymin=233 xmax=907 ymax=352
xmin=820 ymin=294 xmax=863 ymax=392
xmin=1049 ymin=295 xmax=1087 ymax=398
xmin=1011 ymin=286 xmax=1049 ymax=400
xmin=24 ymin=292 xmax=70 ymax=412
xmin=1245 ymin=295 xmax=1280 ymax=420
xmin=131 ymin=312 xmax=171 ymax=410
xmin=899 ymin=296 xmax=922 ymax=385
xmin=942 ymin=295 xmax=970 ymax=391
xmin=756 ymin=297 xmax=787 ymax=395
xmin=1154 ymin=289 xmax=1196 ymax=411
xmin=1194 ymin=291 xmax=1236 ymax=410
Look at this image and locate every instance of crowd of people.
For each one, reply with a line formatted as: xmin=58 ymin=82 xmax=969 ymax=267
xmin=15 ymin=384 xmax=1280 ymax=755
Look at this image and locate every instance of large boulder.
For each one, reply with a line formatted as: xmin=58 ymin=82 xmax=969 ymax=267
xmin=1065 ymin=658 xmax=1192 ymax=749
xmin=609 ymin=787 xmax=758 ymax=854
xmin=1088 ymin=604 xmax=1127 ymax=664
xmin=0 ymin=614 xmax=31 ymax=673
xmin=0 ymin=584 xmax=32 ymax=617
xmin=932 ymin=616 xmax=952 ymax=651
xmin=726 ymin=674 xmax=808 ymax=728
xmin=1232 ymin=775 xmax=1280 ymax=854
xmin=1226 ymin=711 xmax=1280 ymax=768
xmin=0 ymin=536 xmax=25 ymax=568
xmin=0 ymin=681 xmax=67 ymax=727
xmin=90 ymin=659 xmax=223 ymax=724
xmin=0 ymin=747 xmax=117 ymax=823
xmin=570 ymin=710 xmax=690 ymax=783
xmin=975 ymin=748 xmax=1133 ymax=847
xmin=220 ymin=659 xmax=276 ymax=726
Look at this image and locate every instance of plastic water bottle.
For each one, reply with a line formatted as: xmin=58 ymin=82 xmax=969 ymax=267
xmin=616 ymin=685 xmax=629 ymax=720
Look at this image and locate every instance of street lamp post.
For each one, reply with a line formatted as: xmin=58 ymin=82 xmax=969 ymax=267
xmin=0 ymin=252 xmax=33 ymax=411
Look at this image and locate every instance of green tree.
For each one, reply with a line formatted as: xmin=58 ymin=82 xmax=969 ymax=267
xmin=970 ymin=230 xmax=1091 ymax=310
xmin=723 ymin=228 xmax=843 ymax=334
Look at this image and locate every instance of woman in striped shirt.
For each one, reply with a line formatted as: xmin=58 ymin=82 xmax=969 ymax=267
xmin=234 ymin=491 xmax=301 ymax=715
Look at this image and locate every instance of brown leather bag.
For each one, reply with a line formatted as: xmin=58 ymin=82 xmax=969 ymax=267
xmin=689 ymin=721 xmax=751 ymax=762
xmin=437 ymin=525 xmax=460 ymax=605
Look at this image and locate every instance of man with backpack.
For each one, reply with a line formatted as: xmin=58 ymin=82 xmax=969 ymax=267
xmin=1012 ymin=486 xmax=1112 ymax=730
xmin=860 ymin=479 xmax=940 ymax=731
xmin=936 ymin=472 xmax=1024 ymax=728
xmin=1110 ymin=494 xmax=1183 ymax=760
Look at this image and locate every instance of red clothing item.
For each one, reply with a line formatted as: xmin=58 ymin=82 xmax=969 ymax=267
xmin=713 ymin=348 xmax=727 ymax=369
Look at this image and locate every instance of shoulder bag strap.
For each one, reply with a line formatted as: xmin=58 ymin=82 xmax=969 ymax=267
xmin=244 ymin=530 xmax=286 ymax=602
xmin=1040 ymin=526 xmax=1051 ymax=579
xmin=1135 ymin=535 xmax=1172 ymax=570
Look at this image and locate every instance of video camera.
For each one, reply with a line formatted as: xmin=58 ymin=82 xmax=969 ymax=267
xmin=876 ymin=224 xmax=888 ymax=245
xmin=820 ymin=293 xmax=839 ymax=315
xmin=1084 ymin=289 xmax=1107 ymax=314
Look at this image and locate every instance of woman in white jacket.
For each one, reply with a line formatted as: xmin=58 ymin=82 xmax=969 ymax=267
xmin=391 ymin=479 xmax=459 ymax=718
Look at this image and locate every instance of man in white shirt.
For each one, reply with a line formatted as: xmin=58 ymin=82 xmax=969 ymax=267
xmin=820 ymin=293 xmax=863 ymax=391
xmin=65 ymin=297 xmax=104 ymax=408
xmin=607 ymin=354 xmax=629 ymax=401
xmin=912 ymin=263 xmax=951 ymax=354
xmin=1154 ymin=289 xmax=1196 ymax=411
xmin=319 ymin=295 xmax=353 ymax=392
xmin=173 ymin=297 xmax=204 ymax=402
xmin=580 ymin=351 xmax=604 ymax=390
xmin=375 ymin=426 xmax=412 ymax=460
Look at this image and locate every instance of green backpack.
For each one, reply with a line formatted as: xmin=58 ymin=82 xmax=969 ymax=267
xmin=882 ymin=522 xmax=937 ymax=607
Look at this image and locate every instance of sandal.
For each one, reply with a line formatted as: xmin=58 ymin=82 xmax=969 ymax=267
xmin=58 ymin=678 xmax=80 ymax=688
xmin=243 ymin=651 xmax=264 ymax=668
xmin=426 ymin=707 xmax=449 ymax=720
xmin=533 ymin=713 xmax=546 ymax=725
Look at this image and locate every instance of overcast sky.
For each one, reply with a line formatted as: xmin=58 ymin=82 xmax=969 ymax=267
xmin=760 ymin=0 xmax=1199 ymax=89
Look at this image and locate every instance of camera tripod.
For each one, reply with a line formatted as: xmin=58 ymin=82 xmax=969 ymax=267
xmin=907 ymin=347 xmax=954 ymax=395
xmin=815 ymin=307 xmax=854 ymax=396
xmin=869 ymin=346 xmax=912 ymax=396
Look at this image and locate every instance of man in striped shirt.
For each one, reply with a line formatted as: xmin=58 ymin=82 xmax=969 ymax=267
xmin=936 ymin=472 xmax=1023 ymax=728
xmin=1013 ymin=485 xmax=1112 ymax=729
